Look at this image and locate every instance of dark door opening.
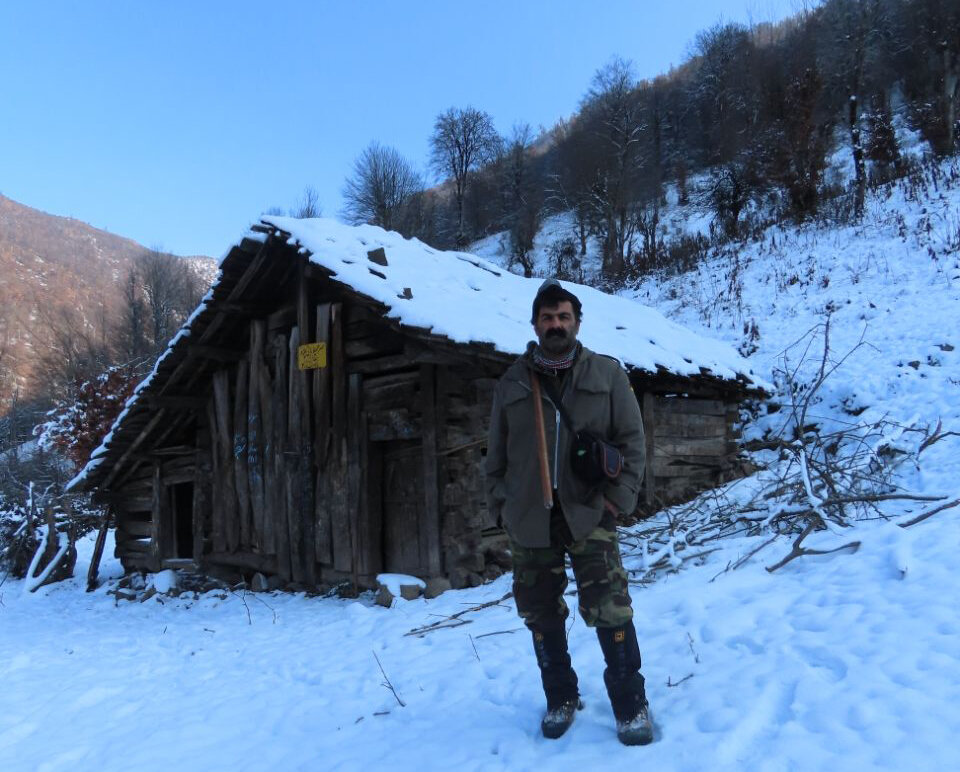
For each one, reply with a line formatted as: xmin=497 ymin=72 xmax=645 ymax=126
xmin=381 ymin=440 xmax=424 ymax=575
xmin=171 ymin=482 xmax=195 ymax=559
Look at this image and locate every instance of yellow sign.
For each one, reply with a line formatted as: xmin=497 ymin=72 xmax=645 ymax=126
xmin=297 ymin=342 xmax=327 ymax=370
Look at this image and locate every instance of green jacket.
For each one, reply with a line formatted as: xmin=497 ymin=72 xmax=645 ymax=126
xmin=485 ymin=343 xmax=646 ymax=548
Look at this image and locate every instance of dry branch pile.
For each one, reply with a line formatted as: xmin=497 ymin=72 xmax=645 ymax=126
xmin=621 ymin=319 xmax=956 ymax=582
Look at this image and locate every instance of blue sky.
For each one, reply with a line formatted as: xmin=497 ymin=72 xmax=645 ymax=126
xmin=0 ymin=1 xmax=800 ymax=257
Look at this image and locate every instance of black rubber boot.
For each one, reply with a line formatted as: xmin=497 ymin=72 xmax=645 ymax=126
xmin=596 ymin=623 xmax=653 ymax=746
xmin=531 ymin=624 xmax=582 ymax=739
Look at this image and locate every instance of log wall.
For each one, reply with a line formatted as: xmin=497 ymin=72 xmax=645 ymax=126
xmin=109 ymin=255 xmax=748 ymax=586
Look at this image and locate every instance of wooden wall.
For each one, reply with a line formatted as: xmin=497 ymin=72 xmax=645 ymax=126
xmin=644 ymin=394 xmax=743 ymax=512
xmin=109 ymin=256 xmax=748 ymax=587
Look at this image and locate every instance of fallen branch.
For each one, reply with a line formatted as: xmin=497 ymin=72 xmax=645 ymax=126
xmin=711 ymin=535 xmax=778 ymax=582
xmin=373 ymin=651 xmax=406 ymax=708
xmin=474 ymin=629 xmax=522 ymax=639
xmin=917 ymin=419 xmax=960 ymax=456
xmin=898 ymin=497 xmax=960 ymax=528
xmin=405 ymin=591 xmax=514 ymax=637
xmin=821 ymin=493 xmax=946 ymax=505
xmin=765 ymin=522 xmax=861 ymax=573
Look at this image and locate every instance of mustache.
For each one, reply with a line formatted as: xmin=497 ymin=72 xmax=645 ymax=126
xmin=545 ymin=328 xmax=567 ymax=338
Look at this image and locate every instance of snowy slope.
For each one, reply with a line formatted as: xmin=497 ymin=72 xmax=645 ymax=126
xmin=4 ymin=159 xmax=960 ymax=770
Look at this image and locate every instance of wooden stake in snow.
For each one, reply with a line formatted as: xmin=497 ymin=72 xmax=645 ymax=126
xmin=87 ymin=507 xmax=113 ymax=592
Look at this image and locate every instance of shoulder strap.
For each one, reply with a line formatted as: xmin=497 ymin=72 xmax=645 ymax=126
xmin=529 ymin=372 xmax=555 ymax=509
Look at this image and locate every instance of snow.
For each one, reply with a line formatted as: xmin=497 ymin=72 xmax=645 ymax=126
xmin=376 ymin=573 xmax=426 ymax=596
xmin=6 ymin=151 xmax=960 ymax=769
xmin=260 ymin=216 xmax=757 ymax=386
xmin=1 ymin=507 xmax=957 ymax=770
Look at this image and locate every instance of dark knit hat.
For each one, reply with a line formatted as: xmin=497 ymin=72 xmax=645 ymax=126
xmin=531 ymin=278 xmax=582 ymax=323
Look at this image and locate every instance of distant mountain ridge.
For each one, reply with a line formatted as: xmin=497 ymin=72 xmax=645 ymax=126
xmin=0 ymin=193 xmax=217 ymax=407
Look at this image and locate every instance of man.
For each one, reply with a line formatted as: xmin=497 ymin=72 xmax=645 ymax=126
xmin=485 ymin=278 xmax=653 ymax=745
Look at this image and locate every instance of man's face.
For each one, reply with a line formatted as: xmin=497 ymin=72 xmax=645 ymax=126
xmin=534 ymin=300 xmax=580 ymax=356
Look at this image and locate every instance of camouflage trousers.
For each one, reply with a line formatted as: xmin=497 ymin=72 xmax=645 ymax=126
xmin=510 ymin=505 xmax=633 ymax=630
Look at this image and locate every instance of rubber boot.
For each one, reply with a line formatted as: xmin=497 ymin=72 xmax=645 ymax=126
xmin=596 ymin=622 xmax=653 ymax=746
xmin=531 ymin=624 xmax=582 ymax=739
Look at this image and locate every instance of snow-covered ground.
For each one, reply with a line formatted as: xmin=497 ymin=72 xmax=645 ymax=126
xmin=3 ymin=155 xmax=960 ymax=770
xmin=2 ymin=511 xmax=957 ymax=770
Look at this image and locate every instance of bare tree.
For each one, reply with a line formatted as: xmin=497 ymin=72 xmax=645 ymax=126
xmin=291 ymin=186 xmax=323 ymax=219
xmin=497 ymin=124 xmax=544 ymax=276
xmin=32 ymin=302 xmax=111 ymax=402
xmin=117 ymin=270 xmax=149 ymax=362
xmin=547 ymin=118 xmax=599 ymax=258
xmin=892 ymin=0 xmax=960 ymax=155
xmin=341 ymin=142 xmax=423 ymax=232
xmin=579 ymin=57 xmax=645 ymax=277
xmin=115 ymin=249 xmax=203 ymax=363
xmin=138 ymin=249 xmax=203 ymax=355
xmin=820 ymin=0 xmax=890 ymax=219
xmin=429 ymin=106 xmax=501 ymax=247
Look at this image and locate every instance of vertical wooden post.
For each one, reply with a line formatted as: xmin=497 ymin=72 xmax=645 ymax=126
xmin=86 ymin=506 xmax=113 ymax=592
xmin=272 ymin=333 xmax=292 ymax=582
xmin=206 ymin=400 xmax=224 ymax=554
xmin=330 ymin=303 xmax=346 ymax=446
xmin=150 ymin=464 xmax=163 ymax=572
xmin=193 ymin=445 xmax=211 ymax=564
xmin=233 ymin=360 xmax=251 ymax=549
xmin=258 ymin=326 xmax=276 ymax=556
xmin=347 ymin=372 xmax=363 ymax=586
xmin=213 ymin=369 xmax=239 ymax=552
xmin=295 ymin=262 xmax=317 ymax=587
xmin=248 ymin=320 xmax=266 ymax=549
xmin=329 ymin=304 xmax=351 ymax=574
xmin=642 ymin=392 xmax=656 ymax=510
xmin=420 ymin=364 xmax=442 ymax=577
xmin=314 ymin=303 xmax=333 ymax=566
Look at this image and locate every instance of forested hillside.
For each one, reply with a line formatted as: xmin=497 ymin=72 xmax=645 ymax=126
xmin=342 ymin=0 xmax=958 ymax=280
xmin=0 ymin=195 xmax=215 ymax=453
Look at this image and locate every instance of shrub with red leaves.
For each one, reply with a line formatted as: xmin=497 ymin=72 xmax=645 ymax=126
xmin=35 ymin=365 xmax=142 ymax=469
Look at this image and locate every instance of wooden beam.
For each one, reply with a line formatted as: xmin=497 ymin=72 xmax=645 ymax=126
xmin=642 ymin=393 xmax=656 ymax=511
xmin=145 ymin=396 xmax=207 ymax=411
xmin=247 ymin=319 xmax=267 ymax=552
xmin=420 ymin=364 xmax=442 ymax=576
xmin=285 ymin=326 xmax=306 ymax=586
xmin=219 ymin=301 xmax=273 ymax=317
xmin=100 ymin=409 xmax=168 ymax=489
xmin=204 ymin=551 xmax=278 ymax=575
xmin=268 ymin=303 xmax=297 ymax=331
xmin=213 ymin=369 xmax=240 ymax=552
xmin=193 ymin=447 xmax=211 ymax=564
xmin=346 ymin=352 xmax=435 ymax=375
xmin=347 ymin=373 xmax=363 ymax=587
xmin=314 ymin=303 xmax=333 ymax=565
xmin=150 ymin=464 xmax=163 ymax=571
xmin=188 ymin=344 xmax=246 ymax=363
xmin=234 ymin=360 xmax=251 ymax=549
xmin=271 ymin=331 xmax=292 ymax=582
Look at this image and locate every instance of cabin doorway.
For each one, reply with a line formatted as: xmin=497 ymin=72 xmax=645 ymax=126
xmin=380 ymin=440 xmax=424 ymax=575
xmin=170 ymin=482 xmax=195 ymax=559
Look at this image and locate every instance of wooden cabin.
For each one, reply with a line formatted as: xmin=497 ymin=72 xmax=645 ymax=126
xmin=70 ymin=218 xmax=763 ymax=590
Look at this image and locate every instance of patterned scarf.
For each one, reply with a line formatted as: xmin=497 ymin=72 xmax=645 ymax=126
xmin=532 ymin=342 xmax=579 ymax=374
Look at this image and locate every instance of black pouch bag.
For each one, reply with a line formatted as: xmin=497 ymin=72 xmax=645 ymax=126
xmin=538 ymin=373 xmax=624 ymax=485
xmin=571 ymin=430 xmax=623 ymax=484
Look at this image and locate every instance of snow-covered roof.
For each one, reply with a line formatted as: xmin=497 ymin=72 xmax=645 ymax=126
xmin=68 ymin=217 xmax=761 ymax=493
xmin=261 ymin=216 xmax=760 ymax=384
